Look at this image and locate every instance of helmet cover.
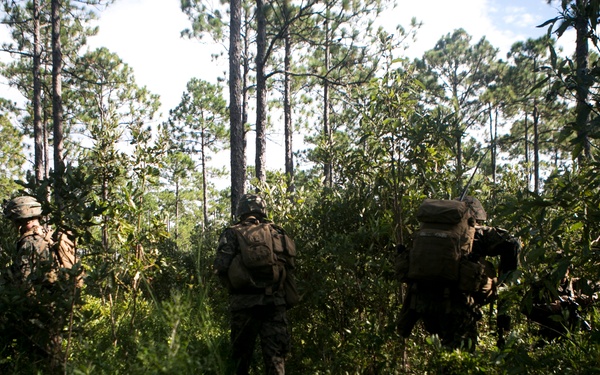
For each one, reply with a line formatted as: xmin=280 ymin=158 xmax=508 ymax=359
xmin=461 ymin=196 xmax=487 ymax=221
xmin=4 ymin=196 xmax=42 ymax=221
xmin=236 ymin=194 xmax=267 ymax=218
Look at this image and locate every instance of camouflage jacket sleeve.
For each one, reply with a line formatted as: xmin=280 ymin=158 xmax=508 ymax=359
xmin=472 ymin=226 xmax=521 ymax=274
xmin=213 ymin=228 xmax=239 ymax=287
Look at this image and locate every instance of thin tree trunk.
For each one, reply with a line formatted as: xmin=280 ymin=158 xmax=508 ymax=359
xmin=201 ymin=131 xmax=209 ymax=229
xmin=284 ymin=5 xmax=294 ymax=192
xmin=323 ymin=9 xmax=332 ymax=187
xmin=255 ymin=0 xmax=267 ymax=185
xmin=455 ymin=119 xmax=462 ymax=192
xmin=242 ymin=9 xmax=250 ymax=135
xmin=533 ymin=101 xmax=540 ymax=194
xmin=488 ymin=104 xmax=494 ymax=184
xmin=524 ymin=109 xmax=530 ymax=190
xmin=175 ymin=179 xmax=180 ymax=239
xmin=229 ymin=0 xmax=245 ymax=217
xmin=494 ymin=107 xmax=498 ymax=182
xmin=574 ymin=0 xmax=591 ymax=161
xmin=102 ymin=178 xmax=109 ymax=249
xmin=33 ymin=0 xmax=44 ymax=185
xmin=52 ymin=0 xmax=65 ymax=205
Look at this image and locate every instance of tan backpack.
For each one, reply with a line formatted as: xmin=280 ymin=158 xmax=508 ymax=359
xmin=54 ymin=231 xmax=84 ymax=287
xmin=41 ymin=228 xmax=84 ymax=287
xmin=18 ymin=226 xmax=83 ymax=287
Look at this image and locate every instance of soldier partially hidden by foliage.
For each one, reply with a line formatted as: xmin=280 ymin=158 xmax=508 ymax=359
xmin=214 ymin=194 xmax=298 ymax=375
xmin=522 ymin=258 xmax=594 ymax=343
xmin=396 ymin=196 xmax=521 ymax=350
xmin=0 ymin=195 xmax=83 ymax=374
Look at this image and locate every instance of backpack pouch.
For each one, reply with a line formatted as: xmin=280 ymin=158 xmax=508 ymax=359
xmin=236 ymin=224 xmax=276 ymax=269
xmin=409 ymin=229 xmax=461 ymax=282
xmin=228 ymin=254 xmax=255 ymax=290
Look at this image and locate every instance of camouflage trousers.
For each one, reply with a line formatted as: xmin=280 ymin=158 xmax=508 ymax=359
xmin=398 ymin=284 xmax=481 ymax=350
xmin=230 ymin=304 xmax=290 ymax=375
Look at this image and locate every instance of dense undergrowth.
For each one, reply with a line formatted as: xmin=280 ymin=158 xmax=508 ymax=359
xmin=2 ymin=157 xmax=600 ymax=374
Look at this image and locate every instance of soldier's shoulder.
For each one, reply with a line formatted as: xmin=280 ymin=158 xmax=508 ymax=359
xmin=218 ymin=226 xmax=239 ymax=245
xmin=19 ymin=225 xmax=52 ymax=242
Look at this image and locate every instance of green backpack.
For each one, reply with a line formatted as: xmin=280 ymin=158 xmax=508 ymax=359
xmin=227 ymin=221 xmax=299 ymax=306
xmin=408 ymin=199 xmax=475 ymax=282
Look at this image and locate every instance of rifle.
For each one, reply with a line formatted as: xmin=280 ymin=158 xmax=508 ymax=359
xmin=459 ymin=148 xmax=490 ymax=201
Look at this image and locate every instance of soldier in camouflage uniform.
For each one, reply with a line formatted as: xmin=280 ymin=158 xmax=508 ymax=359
xmin=214 ymin=194 xmax=294 ymax=375
xmin=522 ymin=254 xmax=593 ymax=342
xmin=3 ymin=196 xmax=64 ymax=371
xmin=4 ymin=196 xmax=55 ymax=288
xmin=397 ymin=196 xmax=521 ymax=349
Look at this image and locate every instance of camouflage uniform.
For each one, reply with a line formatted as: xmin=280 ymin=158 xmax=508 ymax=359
xmin=397 ymin=280 xmax=481 ymax=348
xmin=12 ymin=225 xmax=56 ymax=288
xmin=214 ymin=195 xmax=292 ymax=375
xmin=397 ymin=198 xmax=520 ymax=350
xmin=2 ymin=197 xmax=57 ymax=288
xmin=523 ymin=266 xmax=593 ymax=341
xmin=3 ymin=196 xmax=64 ymax=371
xmin=471 ymin=226 xmax=520 ymax=275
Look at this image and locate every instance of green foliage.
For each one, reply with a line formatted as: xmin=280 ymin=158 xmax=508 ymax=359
xmin=2 ymin=1 xmax=600 ymax=373
xmin=71 ymin=287 xmax=230 ymax=375
xmin=0 ymin=115 xmax=24 ymax=197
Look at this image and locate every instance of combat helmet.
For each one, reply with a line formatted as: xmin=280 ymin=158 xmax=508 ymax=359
xmin=461 ymin=196 xmax=487 ymax=222
xmin=236 ymin=194 xmax=267 ymax=218
xmin=3 ymin=196 xmax=43 ymax=221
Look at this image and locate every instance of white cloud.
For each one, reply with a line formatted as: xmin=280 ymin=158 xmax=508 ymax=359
xmin=87 ymin=0 xmax=225 ymax=124
xmin=386 ymin=0 xmax=567 ymax=60
xmin=386 ymin=0 xmax=493 ymax=58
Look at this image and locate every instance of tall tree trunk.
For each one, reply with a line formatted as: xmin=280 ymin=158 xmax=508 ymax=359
xmin=175 ymin=179 xmax=180 ymax=239
xmin=524 ymin=109 xmax=530 ymax=190
xmin=33 ymin=0 xmax=44 ymax=185
xmin=43 ymin=113 xmax=50 ymax=179
xmin=453 ymin=87 xmax=462 ymax=192
xmin=392 ymin=132 xmax=403 ymax=245
xmin=533 ymin=101 xmax=540 ymax=194
xmin=229 ymin=0 xmax=245 ymax=217
xmin=455 ymin=118 xmax=463 ymax=193
xmin=284 ymin=4 xmax=294 ymax=192
xmin=488 ymin=104 xmax=497 ymax=185
xmin=574 ymin=0 xmax=591 ymax=161
xmin=323 ymin=10 xmax=332 ymax=187
xmin=201 ymin=133 xmax=209 ymax=229
xmin=255 ymin=0 xmax=267 ymax=185
xmin=52 ymin=0 xmax=65 ymax=205
xmin=102 ymin=178 xmax=109 ymax=251
xmin=243 ymin=8 xmax=250 ymax=135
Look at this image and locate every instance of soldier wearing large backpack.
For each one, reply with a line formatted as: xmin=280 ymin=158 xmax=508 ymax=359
xmin=4 ymin=196 xmax=80 ymax=288
xmin=4 ymin=196 xmax=57 ymax=288
xmin=396 ymin=196 xmax=520 ymax=350
xmin=2 ymin=195 xmax=78 ymax=372
xmin=214 ymin=194 xmax=298 ymax=375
